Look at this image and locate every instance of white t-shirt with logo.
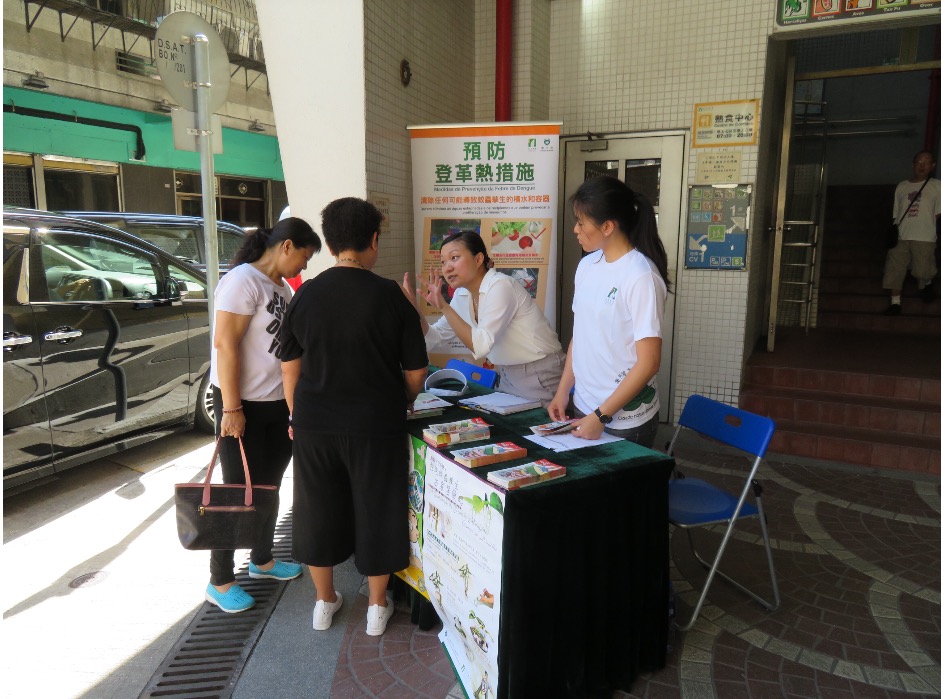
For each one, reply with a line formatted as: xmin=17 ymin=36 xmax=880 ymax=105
xmin=209 ymin=263 xmax=293 ymax=402
xmin=571 ymin=249 xmax=667 ymax=428
xmin=894 ymin=177 xmax=941 ymax=242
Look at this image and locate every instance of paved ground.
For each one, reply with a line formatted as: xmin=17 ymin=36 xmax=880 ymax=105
xmin=3 ymin=427 xmax=940 ymax=698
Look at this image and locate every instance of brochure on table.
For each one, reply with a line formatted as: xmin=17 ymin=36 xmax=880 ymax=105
xmin=411 ymin=442 xmax=505 ymax=699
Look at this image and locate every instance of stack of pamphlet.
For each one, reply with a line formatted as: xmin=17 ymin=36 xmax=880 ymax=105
xmin=458 ymin=392 xmax=542 ymax=415
xmin=487 ymin=459 xmax=567 ymax=490
xmin=408 ymin=392 xmax=453 ymax=420
xmin=422 ymin=417 xmax=491 ymax=447
xmin=450 ymin=441 xmax=527 ymax=468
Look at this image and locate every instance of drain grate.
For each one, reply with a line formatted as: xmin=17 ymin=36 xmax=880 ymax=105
xmin=138 ymin=509 xmax=295 ymax=698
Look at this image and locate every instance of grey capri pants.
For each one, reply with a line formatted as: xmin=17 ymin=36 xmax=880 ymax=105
xmin=496 ymin=350 xmax=566 ymax=407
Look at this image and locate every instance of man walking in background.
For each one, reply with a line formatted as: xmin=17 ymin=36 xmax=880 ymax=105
xmin=882 ymin=150 xmax=940 ymax=315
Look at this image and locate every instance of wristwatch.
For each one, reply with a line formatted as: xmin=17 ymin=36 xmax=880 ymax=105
xmin=594 ymin=408 xmax=613 ymax=425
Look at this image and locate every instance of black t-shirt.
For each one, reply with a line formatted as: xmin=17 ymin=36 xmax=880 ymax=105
xmin=280 ymin=267 xmax=428 ymax=435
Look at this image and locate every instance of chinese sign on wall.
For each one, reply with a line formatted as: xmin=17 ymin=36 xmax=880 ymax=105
xmin=693 ymin=100 xmax=759 ymax=148
xmin=777 ymin=0 xmax=940 ymax=30
xmin=685 ymin=184 xmax=751 ymax=270
xmin=408 ymin=122 xmax=561 ymax=368
xmin=695 ymin=152 xmax=743 ymax=184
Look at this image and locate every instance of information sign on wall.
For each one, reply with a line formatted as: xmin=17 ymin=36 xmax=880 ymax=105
xmin=776 ymin=0 xmax=940 ymax=30
xmin=695 ymin=152 xmax=743 ymax=184
xmin=693 ymin=100 xmax=759 ymax=148
xmin=685 ymin=184 xmax=751 ymax=269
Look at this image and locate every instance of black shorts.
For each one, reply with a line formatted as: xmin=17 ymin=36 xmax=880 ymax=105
xmin=291 ymin=429 xmax=409 ymax=576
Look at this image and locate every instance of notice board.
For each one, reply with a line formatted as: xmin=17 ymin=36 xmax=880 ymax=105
xmin=685 ymin=184 xmax=751 ymax=270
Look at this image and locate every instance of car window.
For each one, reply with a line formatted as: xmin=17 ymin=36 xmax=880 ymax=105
xmin=4 ymin=238 xmax=26 ymax=303
xmin=36 ymin=233 xmax=159 ymax=303
xmin=127 ymin=225 xmax=201 ymax=267
xmin=218 ymin=228 xmax=244 ymax=266
xmin=167 ymin=261 xmax=208 ymax=301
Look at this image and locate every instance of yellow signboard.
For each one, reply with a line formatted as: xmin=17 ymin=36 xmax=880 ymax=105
xmin=693 ymin=99 xmax=759 ymax=148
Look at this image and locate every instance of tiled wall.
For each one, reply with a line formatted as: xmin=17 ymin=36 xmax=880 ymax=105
xmin=364 ymin=0 xmax=476 ymax=280
xmin=366 ymin=0 xmax=911 ymax=422
xmin=545 ymin=0 xmax=777 ymax=418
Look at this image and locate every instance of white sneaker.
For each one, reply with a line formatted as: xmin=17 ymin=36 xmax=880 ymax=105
xmin=312 ymin=591 xmax=343 ymax=631
xmin=366 ymin=598 xmax=395 ymax=636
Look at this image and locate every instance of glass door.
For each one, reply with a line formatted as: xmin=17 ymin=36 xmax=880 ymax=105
xmin=562 ymin=133 xmax=685 ymax=421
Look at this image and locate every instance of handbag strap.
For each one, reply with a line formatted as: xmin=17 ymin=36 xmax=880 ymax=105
xmin=895 ymin=176 xmax=931 ymax=226
xmin=202 ymin=436 xmax=255 ymax=507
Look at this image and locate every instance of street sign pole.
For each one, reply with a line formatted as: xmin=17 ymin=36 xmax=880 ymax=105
xmin=155 ymin=11 xmax=230 ymax=330
xmin=192 ymin=33 xmax=220 ymax=323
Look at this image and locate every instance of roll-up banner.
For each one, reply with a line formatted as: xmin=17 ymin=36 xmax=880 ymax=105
xmin=408 ymin=122 xmax=562 ymax=369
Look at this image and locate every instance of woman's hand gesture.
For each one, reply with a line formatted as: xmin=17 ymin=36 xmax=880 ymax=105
xmin=422 ymin=267 xmax=446 ymax=311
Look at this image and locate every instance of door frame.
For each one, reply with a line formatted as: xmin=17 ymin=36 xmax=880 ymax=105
xmin=558 ymin=129 xmax=689 ymax=423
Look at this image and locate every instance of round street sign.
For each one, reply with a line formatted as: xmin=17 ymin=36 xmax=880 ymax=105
xmin=154 ymin=11 xmax=231 ymax=114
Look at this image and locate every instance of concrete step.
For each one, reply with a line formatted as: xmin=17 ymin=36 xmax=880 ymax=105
xmin=817 ymin=309 xmax=940 ymax=335
xmin=818 ymin=292 xmax=940 ymax=316
xmin=767 ymin=419 xmax=940 ymax=473
xmin=744 ymin=364 xmax=940 ymax=402
xmin=820 ymin=258 xmax=884 ymax=279
xmin=821 ymin=243 xmax=888 ymax=263
xmin=740 ymin=386 xmax=939 ymax=438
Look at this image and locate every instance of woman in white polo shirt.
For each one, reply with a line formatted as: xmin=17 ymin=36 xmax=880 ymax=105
xmin=548 ymin=176 xmax=669 ymax=448
xmin=403 ymin=230 xmax=564 ymax=405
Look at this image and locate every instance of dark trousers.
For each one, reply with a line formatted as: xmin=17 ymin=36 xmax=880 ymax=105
xmin=209 ymin=386 xmax=293 ymax=586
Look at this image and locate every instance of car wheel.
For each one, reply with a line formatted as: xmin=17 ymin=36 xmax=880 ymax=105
xmin=194 ymin=373 xmax=216 ymax=434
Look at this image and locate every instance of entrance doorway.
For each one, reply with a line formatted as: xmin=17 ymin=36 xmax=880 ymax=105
xmin=561 ymin=133 xmax=685 ymax=421
xmin=747 ymin=22 xmax=940 ymax=469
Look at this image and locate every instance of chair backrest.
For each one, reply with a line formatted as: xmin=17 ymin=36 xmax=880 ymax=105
xmin=445 ymin=358 xmax=499 ymax=389
xmin=676 ymin=394 xmax=775 ymax=458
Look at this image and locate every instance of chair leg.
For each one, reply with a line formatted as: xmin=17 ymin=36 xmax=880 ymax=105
xmin=677 ymin=525 xmax=735 ymax=631
xmin=755 ymin=498 xmax=781 ymax=612
xmin=676 ymin=505 xmax=780 ymax=631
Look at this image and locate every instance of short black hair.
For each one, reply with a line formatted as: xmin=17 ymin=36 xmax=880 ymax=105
xmin=320 ymin=197 xmax=383 ymax=254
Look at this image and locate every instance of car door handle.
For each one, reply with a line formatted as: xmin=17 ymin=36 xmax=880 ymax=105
xmin=2 ymin=334 xmax=32 ymax=350
xmin=44 ymin=329 xmax=83 ymax=343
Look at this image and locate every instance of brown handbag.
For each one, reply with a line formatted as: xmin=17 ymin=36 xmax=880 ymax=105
xmin=175 ymin=437 xmax=278 ymax=550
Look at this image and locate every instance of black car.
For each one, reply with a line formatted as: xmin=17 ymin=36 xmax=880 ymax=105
xmin=3 ymin=209 xmax=215 ymax=493
xmin=59 ymin=211 xmax=249 ymax=273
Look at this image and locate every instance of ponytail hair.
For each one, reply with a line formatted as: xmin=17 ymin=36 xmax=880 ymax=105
xmin=232 ymin=216 xmax=321 ymax=266
xmin=570 ymin=176 xmax=670 ymax=290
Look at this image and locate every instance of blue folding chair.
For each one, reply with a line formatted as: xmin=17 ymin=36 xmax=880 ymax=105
xmin=445 ymin=358 xmax=498 ymax=389
xmin=665 ymin=395 xmax=780 ymax=630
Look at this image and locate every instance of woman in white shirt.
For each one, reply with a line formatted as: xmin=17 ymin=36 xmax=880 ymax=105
xmin=548 ymin=176 xmax=669 ymax=448
xmin=205 ymin=217 xmax=321 ymax=614
xmin=403 ymin=231 xmax=564 ymax=405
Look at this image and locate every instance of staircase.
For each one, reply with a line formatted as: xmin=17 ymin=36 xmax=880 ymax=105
xmin=741 ymin=185 xmax=940 ymax=474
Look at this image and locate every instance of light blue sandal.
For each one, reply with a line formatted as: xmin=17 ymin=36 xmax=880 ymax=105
xmin=248 ymin=560 xmax=303 ymax=581
xmin=205 ymin=583 xmax=255 ymax=613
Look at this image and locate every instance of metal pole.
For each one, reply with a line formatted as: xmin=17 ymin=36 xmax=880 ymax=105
xmin=193 ymin=33 xmax=219 ymax=324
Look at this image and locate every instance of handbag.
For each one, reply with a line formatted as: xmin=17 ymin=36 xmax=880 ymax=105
xmin=175 ymin=436 xmax=278 ymax=550
xmin=887 ymin=177 xmax=931 ymax=249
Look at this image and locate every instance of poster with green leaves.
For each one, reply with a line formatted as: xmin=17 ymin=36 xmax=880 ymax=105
xmin=422 ymin=448 xmax=505 ymax=698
